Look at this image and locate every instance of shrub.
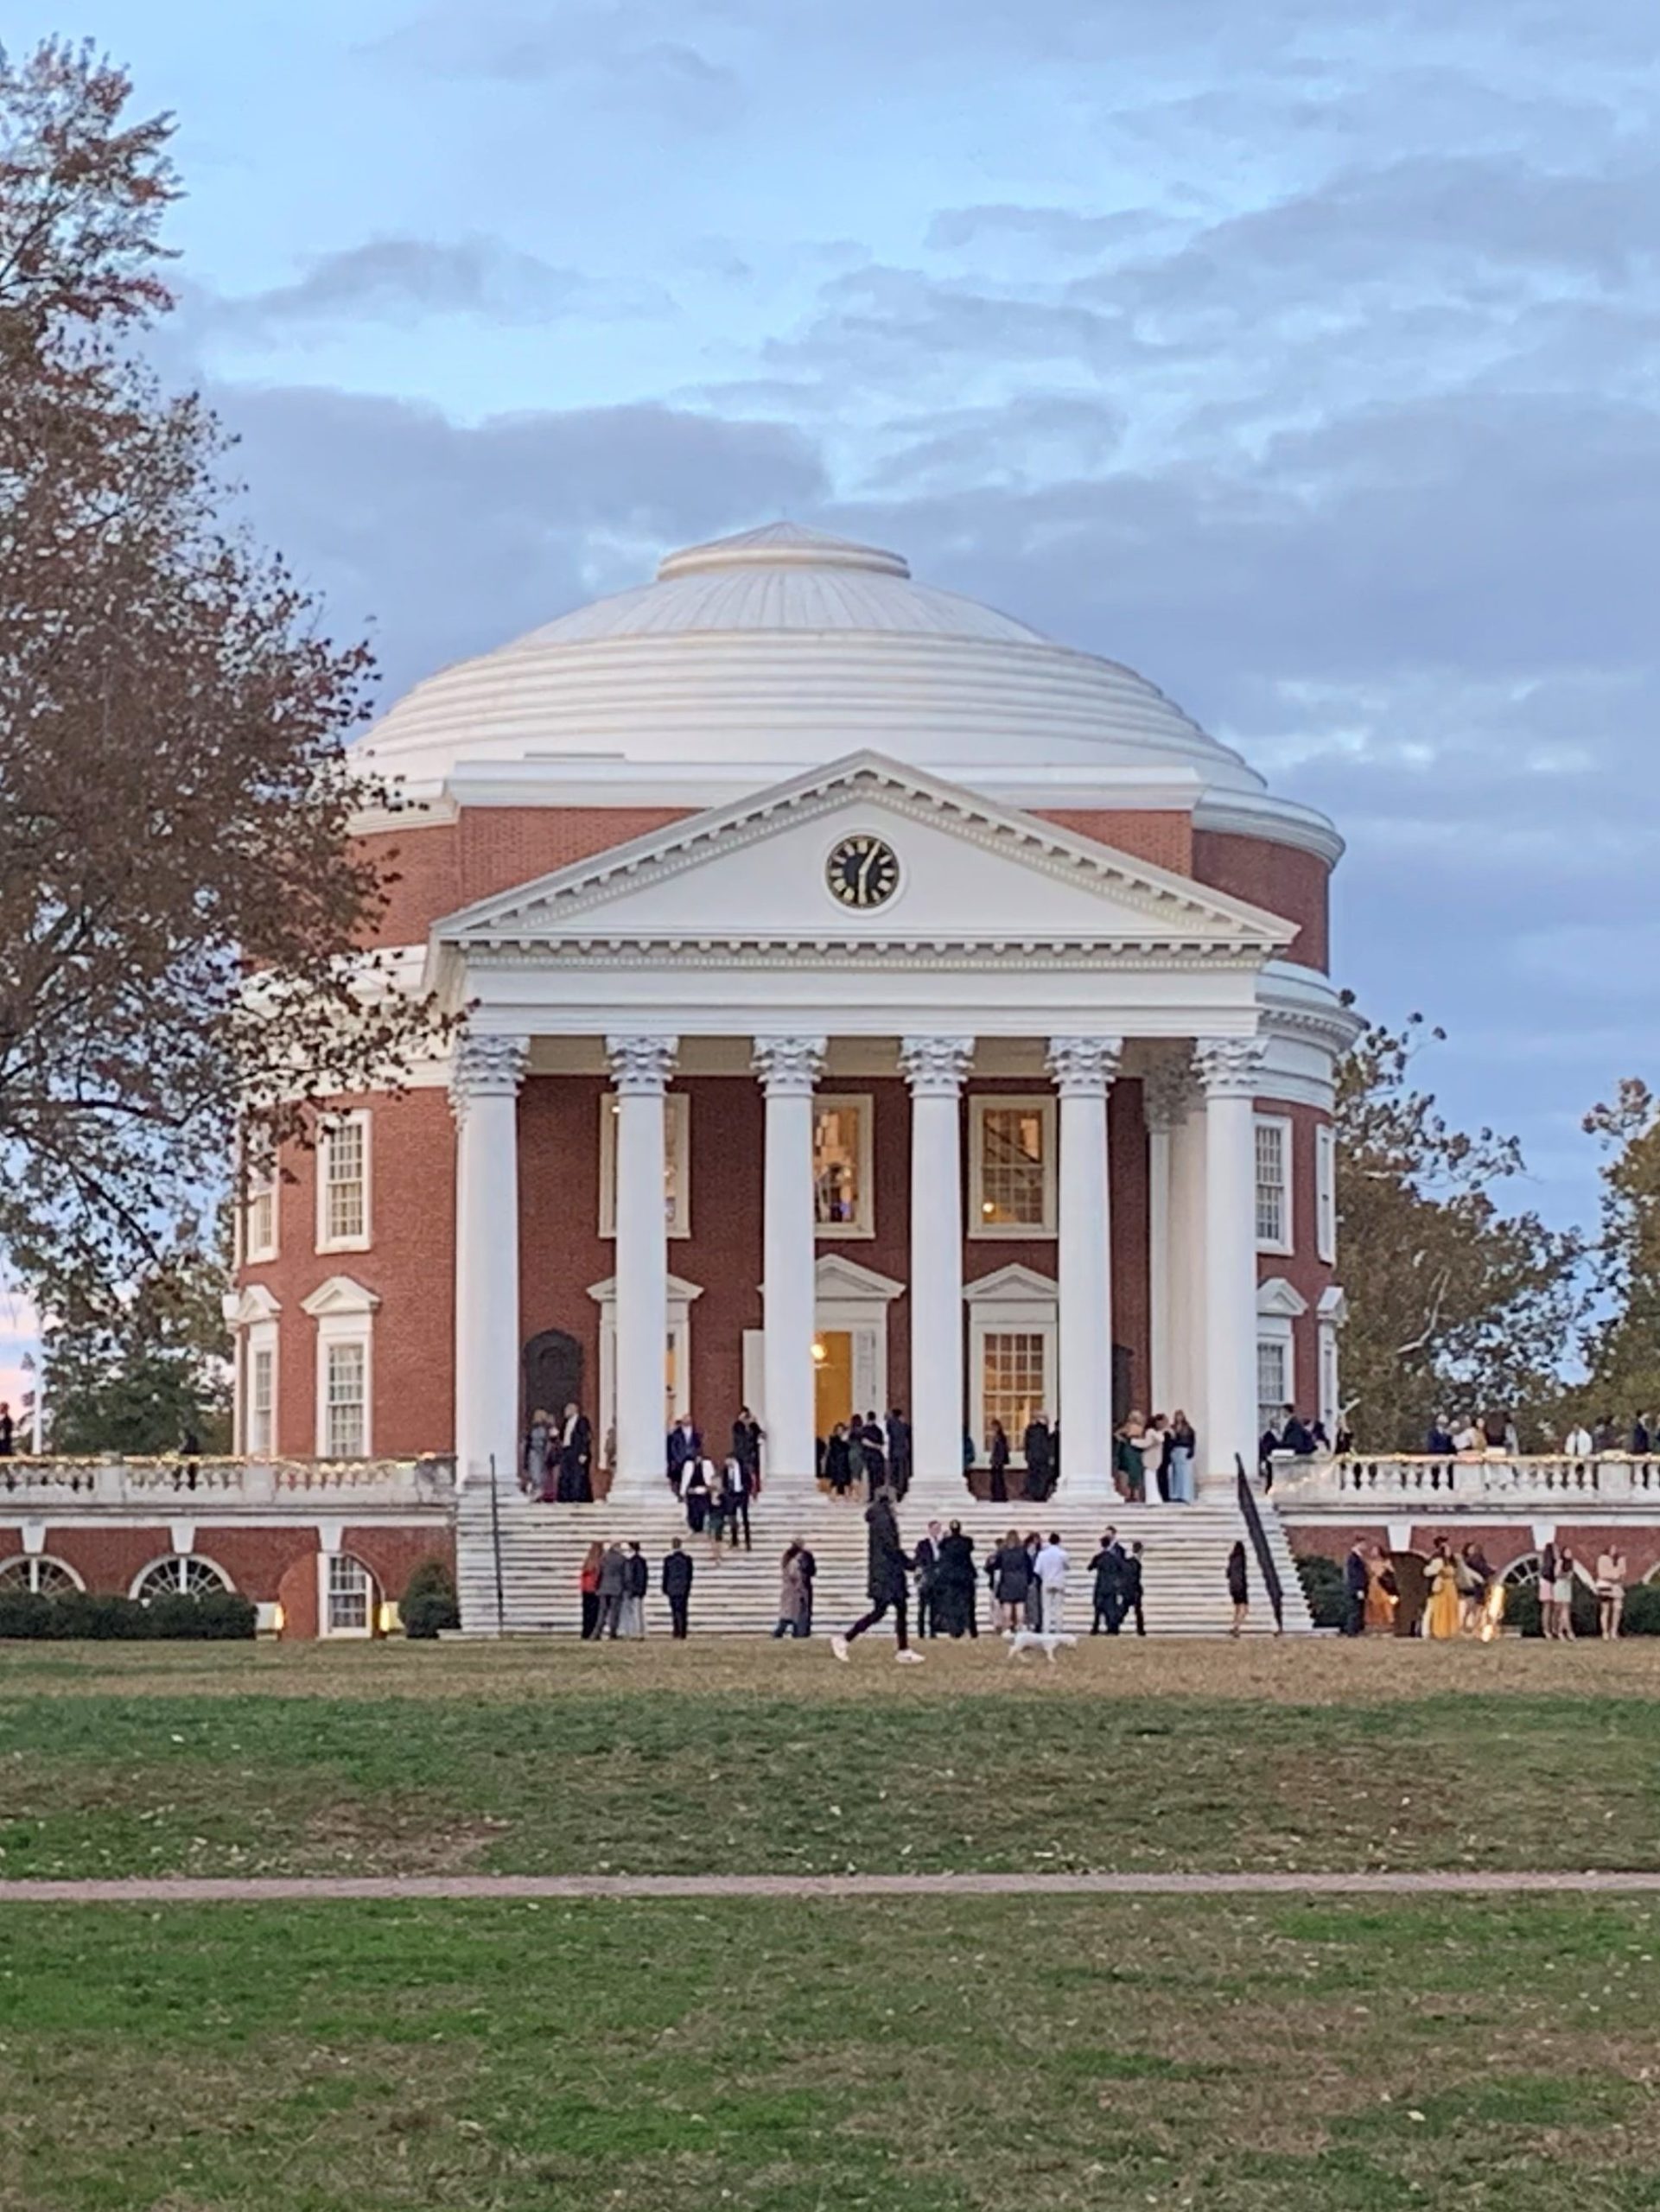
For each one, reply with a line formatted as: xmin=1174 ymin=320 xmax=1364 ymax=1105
xmin=403 ymin=1556 xmax=459 ymax=1639
xmin=1619 ymin=1583 xmax=1660 ymax=1636
xmin=1294 ymin=1552 xmax=1346 ymax=1630
xmin=146 ymin=1590 xmax=257 ymax=1640
xmin=51 ymin=1591 xmax=153 ymax=1639
xmin=1504 ymin=1579 xmax=1602 ymax=1639
xmin=0 ymin=1591 xmax=56 ymax=1639
xmin=0 ymin=1589 xmax=253 ymax=1640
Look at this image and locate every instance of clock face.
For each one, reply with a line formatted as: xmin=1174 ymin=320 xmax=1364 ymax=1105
xmin=825 ymin=833 xmax=900 ymax=912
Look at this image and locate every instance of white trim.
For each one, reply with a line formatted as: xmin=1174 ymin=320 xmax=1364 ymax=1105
xmin=307 ymin=1285 xmax=378 ymax=1459
xmin=0 ymin=1553 xmax=86 ymax=1595
xmin=811 ymin=1252 xmax=904 ymax=1424
xmin=589 ymin=1272 xmax=703 ymax=1452
xmin=319 ymin=1550 xmax=378 ymax=1639
xmin=1256 ymin=1275 xmax=1308 ymax=1321
xmin=1318 ymin=1318 xmax=1339 ymax=1439
xmin=315 ymin=1109 xmax=372 ymax=1254
xmin=812 ymin=1092 xmax=875 ymax=1239
xmin=970 ymin=1096 xmax=1058 ymax=1239
xmin=129 ymin=1554 xmax=233 ymax=1601
xmin=599 ymin=1089 xmax=690 ymax=1240
xmin=1315 ymin=1122 xmax=1337 ymax=1265
xmin=1253 ymin=1112 xmax=1293 ymax=1255
xmin=1256 ymin=1322 xmax=1295 ymax=1430
xmin=1318 ymin=1282 xmax=1349 ymax=1325
xmin=245 ymin=1320 xmax=277 ymax=1458
xmin=964 ymin=1266 xmax=1059 ymax=1466
xmin=244 ymin=1151 xmax=279 ymax=1263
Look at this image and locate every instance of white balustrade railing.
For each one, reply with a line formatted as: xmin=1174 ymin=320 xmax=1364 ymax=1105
xmin=1272 ymin=1453 xmax=1660 ymax=1510
xmin=0 ymin=1455 xmax=455 ymax=1510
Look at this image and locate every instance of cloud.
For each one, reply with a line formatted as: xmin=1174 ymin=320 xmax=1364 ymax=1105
xmin=927 ymin=206 xmax=1175 ymax=257
xmin=201 ymin=236 xmax=591 ymax=336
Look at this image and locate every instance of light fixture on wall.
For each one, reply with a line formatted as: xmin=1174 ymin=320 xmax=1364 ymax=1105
xmin=811 ymin=1339 xmax=827 ymax=1365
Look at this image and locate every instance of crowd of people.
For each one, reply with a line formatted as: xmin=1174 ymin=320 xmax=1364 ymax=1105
xmin=1339 ymin=1534 xmax=1632 ymax=1640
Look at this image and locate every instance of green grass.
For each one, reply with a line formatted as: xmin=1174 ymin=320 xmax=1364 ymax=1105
xmin=3 ymin=1643 xmax=1659 ymax=1877
xmin=3 ymin=1896 xmax=1658 ymax=2209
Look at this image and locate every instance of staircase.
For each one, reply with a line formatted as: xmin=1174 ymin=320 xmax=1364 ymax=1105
xmin=456 ymin=1481 xmax=1313 ymax=1637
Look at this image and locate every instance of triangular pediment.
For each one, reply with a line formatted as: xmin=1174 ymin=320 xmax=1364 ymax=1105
xmin=431 ymin=753 xmax=1293 ymax=962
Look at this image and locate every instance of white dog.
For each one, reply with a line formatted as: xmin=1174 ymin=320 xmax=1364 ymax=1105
xmin=1004 ymin=1628 xmax=1078 ymax=1665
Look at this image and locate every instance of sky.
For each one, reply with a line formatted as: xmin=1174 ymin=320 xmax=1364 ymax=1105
xmin=4 ymin=0 xmax=1657 ymax=1395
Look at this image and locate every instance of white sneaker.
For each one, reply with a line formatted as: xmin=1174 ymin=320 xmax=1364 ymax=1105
xmin=830 ymin=1634 xmax=850 ymax=1663
xmin=895 ymin=1648 xmax=925 ymax=1665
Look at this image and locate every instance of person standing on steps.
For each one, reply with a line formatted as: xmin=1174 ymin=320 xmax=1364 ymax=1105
xmin=986 ymin=1419 xmax=1010 ymax=1503
xmin=661 ymin=1538 xmax=694 ymax=1639
xmin=1121 ymin=1541 xmax=1147 ymax=1637
xmin=1033 ymin=1529 xmax=1070 ymax=1635
xmin=724 ymin=1452 xmax=754 ymax=1552
xmin=1226 ymin=1540 xmax=1249 ymax=1637
xmin=1021 ymin=1413 xmax=1053 ymax=1501
xmin=731 ymin=1406 xmax=765 ymax=1497
xmin=666 ymin=1413 xmax=702 ymax=1492
xmin=831 ymin=1488 xmax=924 ymax=1664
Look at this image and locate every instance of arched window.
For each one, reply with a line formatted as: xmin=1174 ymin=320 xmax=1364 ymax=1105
xmin=131 ymin=1555 xmax=232 ymax=1603
xmin=1501 ymin=1554 xmax=1541 ymax=1588
xmin=0 ymin=1555 xmax=84 ymax=1596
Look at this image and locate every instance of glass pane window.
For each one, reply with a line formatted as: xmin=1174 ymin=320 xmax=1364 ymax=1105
xmin=1256 ymin=1338 xmax=1289 ymax=1437
xmin=601 ymin=1095 xmax=689 ymax=1237
xmin=322 ymin=1119 xmax=367 ymax=1246
xmin=245 ymin=1152 xmax=277 ymax=1260
xmin=813 ymin=1101 xmax=866 ymax=1229
xmin=983 ymin=1331 xmax=1048 ymax=1452
xmin=1316 ymin=1124 xmax=1337 ymax=1264
xmin=1255 ymin=1119 xmax=1289 ymax=1248
xmin=979 ymin=1107 xmax=1048 ymax=1228
xmin=325 ymin=1341 xmax=367 ymax=1458
xmin=250 ymin=1346 xmax=275 ymax=1454
xmin=327 ymin=1554 xmax=372 ymax=1633
xmin=135 ymin=1555 xmax=231 ymax=1603
xmin=0 ymin=1556 xmax=81 ymax=1595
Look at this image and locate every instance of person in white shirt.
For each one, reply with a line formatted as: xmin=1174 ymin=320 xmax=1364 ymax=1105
xmin=1033 ymin=1533 xmax=1070 ymax=1635
xmin=1452 ymin=1422 xmax=1482 ymax=1455
xmin=1562 ymin=1423 xmax=1594 ymax=1459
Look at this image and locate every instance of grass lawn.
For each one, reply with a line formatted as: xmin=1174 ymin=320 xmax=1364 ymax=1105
xmin=2 ymin=1640 xmax=1658 ymax=1879
xmin=3 ymin=1895 xmax=1658 ymax=2210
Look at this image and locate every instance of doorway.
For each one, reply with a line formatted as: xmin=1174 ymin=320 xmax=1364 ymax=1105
xmin=814 ymin=1330 xmax=855 ymax=1436
xmin=523 ymin=1329 xmax=584 ymax=1427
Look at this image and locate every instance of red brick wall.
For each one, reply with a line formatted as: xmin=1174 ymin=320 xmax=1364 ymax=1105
xmin=14 ymin=1522 xmax=448 ymax=1607
xmin=1192 ymin=830 xmax=1330 ymax=972
xmin=1036 ymin=809 xmax=1193 ymax=875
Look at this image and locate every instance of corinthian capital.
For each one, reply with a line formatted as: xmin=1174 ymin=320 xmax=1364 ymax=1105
xmin=752 ymin=1035 xmax=827 ymax=1096
xmin=1193 ymin=1034 xmax=1265 ymax=1100
xmin=898 ymin=1035 xmax=975 ymax=1098
xmin=1045 ymin=1035 xmax=1123 ymax=1098
xmin=448 ymin=1032 xmax=529 ymax=1121
xmin=605 ymin=1033 xmax=679 ymax=1096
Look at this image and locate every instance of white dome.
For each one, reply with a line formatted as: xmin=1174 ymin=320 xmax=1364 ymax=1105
xmin=365 ymin=522 xmax=1278 ymax=809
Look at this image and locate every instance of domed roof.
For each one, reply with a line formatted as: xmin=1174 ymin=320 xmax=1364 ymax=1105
xmin=363 ymin=522 xmax=1279 ymax=810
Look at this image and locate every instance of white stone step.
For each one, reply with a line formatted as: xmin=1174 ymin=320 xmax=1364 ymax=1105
xmin=455 ymin=1487 xmax=1313 ymax=1637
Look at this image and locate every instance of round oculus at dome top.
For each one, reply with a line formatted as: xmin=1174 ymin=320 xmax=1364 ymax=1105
xmin=360 ymin=520 xmax=1339 ymax=855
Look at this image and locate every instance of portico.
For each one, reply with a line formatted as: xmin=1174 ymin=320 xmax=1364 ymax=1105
xmin=433 ymin=752 xmax=1300 ymax=1507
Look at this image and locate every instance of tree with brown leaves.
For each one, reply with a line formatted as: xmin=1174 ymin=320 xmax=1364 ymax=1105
xmin=1 ymin=41 xmax=443 ymax=1302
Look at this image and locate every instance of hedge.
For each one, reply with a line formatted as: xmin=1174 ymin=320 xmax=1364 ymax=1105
xmin=401 ymin=1555 xmax=460 ymax=1640
xmin=0 ymin=1589 xmax=256 ymax=1640
xmin=1294 ymin=1553 xmax=1346 ymax=1630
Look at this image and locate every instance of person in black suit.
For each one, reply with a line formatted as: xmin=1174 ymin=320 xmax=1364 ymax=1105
xmin=1342 ymin=1541 xmax=1369 ymax=1637
xmin=557 ymin=1403 xmax=593 ymax=1501
xmin=731 ymin=1408 xmax=764 ymax=1492
xmin=913 ymin=1519 xmax=943 ymax=1637
xmin=1120 ymin=1542 xmax=1147 ymax=1637
xmin=886 ymin=1408 xmax=913 ymax=1498
xmin=830 ymin=1491 xmax=922 ymax=1663
xmin=937 ymin=1520 xmax=977 ymax=1637
xmin=724 ymin=1454 xmax=754 ymax=1551
xmin=666 ymin=1415 xmax=702 ymax=1491
xmin=660 ymin=1539 xmax=694 ymax=1638
xmin=860 ymin=1413 xmax=887 ymax=1493
xmin=1021 ymin=1415 xmax=1053 ymax=1501
xmin=1090 ymin=1529 xmax=1127 ymax=1634
xmin=986 ymin=1420 xmax=1010 ymax=1502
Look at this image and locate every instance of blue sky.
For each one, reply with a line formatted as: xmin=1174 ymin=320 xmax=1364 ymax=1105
xmin=4 ymin=0 xmax=1657 ymax=1402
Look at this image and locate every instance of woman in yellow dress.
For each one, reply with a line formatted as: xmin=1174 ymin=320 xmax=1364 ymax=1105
xmin=1422 ymin=1538 xmax=1462 ymax=1639
xmin=1364 ymin=1546 xmax=1399 ymax=1633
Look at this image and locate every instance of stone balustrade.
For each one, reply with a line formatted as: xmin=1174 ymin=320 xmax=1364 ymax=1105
xmin=1272 ymin=1453 xmax=1660 ymax=1512
xmin=0 ymin=1455 xmax=456 ymax=1511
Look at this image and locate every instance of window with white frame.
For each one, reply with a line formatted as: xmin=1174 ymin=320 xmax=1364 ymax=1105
xmin=970 ymin=1098 xmax=1057 ymax=1236
xmin=813 ymin=1096 xmax=874 ymax=1236
xmin=1315 ymin=1122 xmax=1337 ymax=1265
xmin=982 ymin=1331 xmax=1050 ymax=1451
xmin=324 ymin=1553 xmax=375 ymax=1637
xmin=248 ymin=1339 xmax=276 ymax=1455
xmin=1256 ymin=1333 xmax=1292 ymax=1437
xmin=244 ymin=1140 xmax=278 ymax=1262
xmin=132 ymin=1555 xmax=232 ymax=1602
xmin=323 ymin=1338 xmax=368 ymax=1458
xmin=1318 ymin=1320 xmax=1340 ymax=1439
xmin=0 ymin=1555 xmax=83 ymax=1595
xmin=316 ymin=1113 xmax=370 ymax=1252
xmin=599 ymin=1092 xmax=690 ymax=1239
xmin=1254 ymin=1115 xmax=1293 ymax=1253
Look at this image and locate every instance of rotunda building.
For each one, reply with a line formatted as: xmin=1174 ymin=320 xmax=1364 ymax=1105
xmin=232 ymin=522 xmax=1356 ymax=1520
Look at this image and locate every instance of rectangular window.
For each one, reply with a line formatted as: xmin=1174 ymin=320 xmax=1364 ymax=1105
xmin=1315 ymin=1123 xmax=1337 ymax=1265
xmin=326 ymin=1554 xmax=372 ymax=1634
xmin=971 ymin=1098 xmax=1057 ymax=1236
xmin=317 ymin=1114 xmax=370 ymax=1251
xmin=982 ymin=1330 xmax=1048 ymax=1451
xmin=813 ymin=1096 xmax=873 ymax=1236
xmin=600 ymin=1092 xmax=690 ymax=1239
xmin=1319 ymin=1322 xmax=1340 ymax=1439
xmin=249 ymin=1345 xmax=274 ymax=1455
xmin=1256 ymin=1335 xmax=1290 ymax=1438
xmin=244 ymin=1141 xmax=278 ymax=1262
xmin=324 ymin=1340 xmax=367 ymax=1458
xmin=1254 ymin=1116 xmax=1292 ymax=1252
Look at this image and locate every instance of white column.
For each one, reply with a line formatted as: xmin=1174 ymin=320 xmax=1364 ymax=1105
xmin=752 ymin=1034 xmax=826 ymax=1497
xmin=449 ymin=1033 xmax=529 ymax=1488
xmin=1143 ymin=1055 xmax=1196 ymax=1417
xmin=1194 ymin=1035 xmax=1264 ymax=1496
xmin=1167 ymin=1070 xmax=1207 ymax=1435
xmin=1046 ymin=1036 xmax=1122 ymax=1501
xmin=606 ymin=1033 xmax=678 ymax=1500
xmin=899 ymin=1035 xmax=974 ymax=1501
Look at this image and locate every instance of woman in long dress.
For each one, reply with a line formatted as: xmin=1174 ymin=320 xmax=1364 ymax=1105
xmin=1422 ymin=1540 xmax=1462 ymax=1639
xmin=986 ymin=1421 xmax=1010 ymax=1503
xmin=1226 ymin=1541 xmax=1249 ymax=1636
xmin=1167 ymin=1412 xmax=1196 ymax=1503
xmin=523 ymin=1409 xmax=552 ymax=1498
xmin=1364 ymin=1545 xmax=1399 ymax=1633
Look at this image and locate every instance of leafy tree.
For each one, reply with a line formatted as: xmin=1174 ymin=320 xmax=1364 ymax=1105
xmin=1580 ymin=1079 xmax=1660 ymax=1421
xmin=1336 ymin=1013 xmax=1584 ymax=1449
xmin=41 ymin=1226 xmax=232 ymax=1454
xmin=0 ymin=41 xmax=442 ymax=1301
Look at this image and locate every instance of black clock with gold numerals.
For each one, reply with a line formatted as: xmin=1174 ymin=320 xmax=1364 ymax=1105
xmin=824 ymin=833 xmax=900 ymax=912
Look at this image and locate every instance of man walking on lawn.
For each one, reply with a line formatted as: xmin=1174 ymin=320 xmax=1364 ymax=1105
xmin=831 ymin=1489 xmax=924 ymax=1664
xmin=1034 ymin=1530 xmax=1070 ymax=1635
